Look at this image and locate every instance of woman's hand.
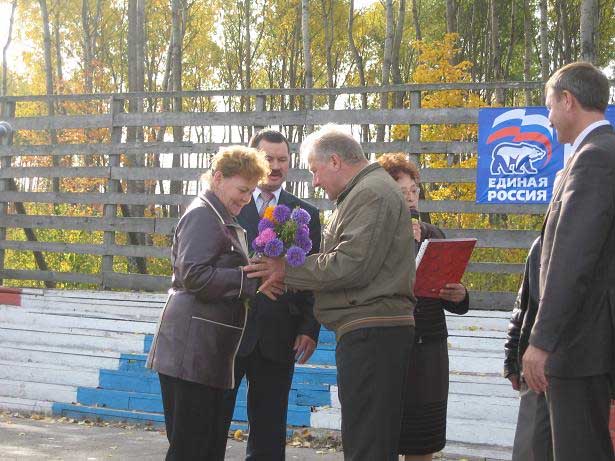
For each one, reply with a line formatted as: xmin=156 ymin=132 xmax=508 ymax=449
xmin=439 ymin=283 xmax=467 ymax=303
xmin=412 ymin=220 xmax=421 ymax=242
xmin=258 ymin=279 xmax=286 ymax=301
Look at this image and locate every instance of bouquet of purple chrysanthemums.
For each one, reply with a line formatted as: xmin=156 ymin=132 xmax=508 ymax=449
xmin=251 ymin=204 xmax=312 ymax=267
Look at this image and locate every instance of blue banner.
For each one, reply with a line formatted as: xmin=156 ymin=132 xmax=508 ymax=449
xmin=476 ymin=106 xmax=615 ymax=204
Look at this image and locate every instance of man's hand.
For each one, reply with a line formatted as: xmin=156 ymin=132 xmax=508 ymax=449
xmin=507 ymin=373 xmax=520 ymax=391
xmin=439 ymin=283 xmax=467 ymax=303
xmin=293 ymin=334 xmax=316 ymax=364
xmin=244 ymin=256 xmax=286 ymax=292
xmin=522 ymin=344 xmax=550 ymax=393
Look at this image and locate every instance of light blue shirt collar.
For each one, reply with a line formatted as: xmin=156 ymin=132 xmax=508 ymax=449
xmin=253 ymin=186 xmax=282 ymax=210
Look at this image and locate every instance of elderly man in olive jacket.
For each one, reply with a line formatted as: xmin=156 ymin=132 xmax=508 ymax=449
xmin=246 ymin=125 xmax=416 ymax=461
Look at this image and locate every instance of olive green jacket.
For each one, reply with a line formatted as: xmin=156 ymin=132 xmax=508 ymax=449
xmin=285 ymin=163 xmax=416 ymax=340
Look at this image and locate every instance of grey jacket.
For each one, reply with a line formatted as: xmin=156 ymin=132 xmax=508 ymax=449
xmin=285 ymin=163 xmax=416 ymax=339
xmin=146 ymin=190 xmax=259 ymax=389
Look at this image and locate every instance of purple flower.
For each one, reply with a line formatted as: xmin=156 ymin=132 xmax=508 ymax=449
xmin=294 ymin=232 xmax=312 ymax=253
xmin=263 ymin=238 xmax=284 ymax=257
xmin=273 ymin=204 xmax=291 ymax=223
xmin=296 ymin=224 xmax=309 ymax=240
xmin=291 ymin=207 xmax=311 ymax=226
xmin=257 ymin=218 xmax=275 ymax=233
xmin=252 ymin=238 xmax=265 ymax=253
xmin=286 ymin=246 xmax=307 ymax=267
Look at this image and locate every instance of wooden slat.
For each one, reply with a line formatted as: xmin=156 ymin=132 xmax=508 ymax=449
xmin=6 ymin=108 xmax=478 ymax=131
xmin=421 ymin=200 xmax=547 ymax=215
xmin=0 ymin=215 xmax=177 ymax=234
xmin=0 ymin=269 xmax=100 ymax=285
xmin=0 ymin=167 xmax=110 ymax=179
xmin=0 ymin=240 xmax=170 ymax=258
xmin=0 ymin=81 xmax=546 ymax=103
xmin=0 ymin=140 xmax=478 ymax=157
xmin=0 ymin=166 xmax=479 ymax=184
xmin=8 ymin=114 xmax=110 ymax=130
xmin=0 ymin=269 xmax=169 ymax=291
xmin=442 ymin=228 xmax=540 ymax=248
xmin=466 ymin=262 xmax=525 ymax=274
xmin=1 ymin=193 xmax=547 ymax=216
xmin=0 ymin=191 xmax=191 ymax=206
xmin=420 ymin=168 xmax=476 ymax=183
xmin=0 ymin=267 xmax=515 ymax=308
xmin=467 ymin=290 xmax=516 ymax=310
xmin=102 ymin=272 xmax=169 ymax=291
xmin=115 ymin=108 xmax=478 ymax=128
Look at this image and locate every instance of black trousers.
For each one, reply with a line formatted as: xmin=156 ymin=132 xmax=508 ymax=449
xmin=159 ymin=373 xmax=229 ymax=461
xmin=223 ymin=344 xmax=295 ymax=461
xmin=336 ymin=325 xmax=414 ymax=461
xmin=545 ymin=374 xmax=614 ymax=461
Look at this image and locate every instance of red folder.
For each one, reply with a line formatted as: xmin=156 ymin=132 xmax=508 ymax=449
xmin=414 ymin=238 xmax=477 ymax=298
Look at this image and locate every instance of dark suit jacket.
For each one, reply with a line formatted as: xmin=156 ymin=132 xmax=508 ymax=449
xmin=530 ymin=124 xmax=615 ymax=378
xmin=237 ymin=189 xmax=322 ymax=363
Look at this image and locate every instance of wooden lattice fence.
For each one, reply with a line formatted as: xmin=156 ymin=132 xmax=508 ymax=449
xmin=0 ymin=82 xmax=558 ymax=309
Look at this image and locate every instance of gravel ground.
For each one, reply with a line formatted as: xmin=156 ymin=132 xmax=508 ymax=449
xmin=0 ymin=411 xmax=511 ymax=461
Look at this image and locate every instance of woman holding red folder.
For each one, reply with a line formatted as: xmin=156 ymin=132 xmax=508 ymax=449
xmin=379 ymin=154 xmax=469 ymax=461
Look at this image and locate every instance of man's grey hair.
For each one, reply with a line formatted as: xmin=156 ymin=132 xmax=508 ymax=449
xmin=546 ymin=62 xmax=609 ymax=112
xmin=300 ymin=125 xmax=366 ymax=164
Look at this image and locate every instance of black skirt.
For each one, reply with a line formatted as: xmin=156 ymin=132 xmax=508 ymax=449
xmin=398 ymin=338 xmax=449 ymax=455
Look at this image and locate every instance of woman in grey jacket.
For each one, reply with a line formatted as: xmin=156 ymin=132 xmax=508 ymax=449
xmin=147 ymin=146 xmax=279 ymax=460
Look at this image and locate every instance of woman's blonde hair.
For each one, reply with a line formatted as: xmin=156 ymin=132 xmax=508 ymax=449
xmin=204 ymin=145 xmax=270 ymax=185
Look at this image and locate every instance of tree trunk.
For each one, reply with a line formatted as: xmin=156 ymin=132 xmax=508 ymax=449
xmin=523 ymin=0 xmax=532 ymax=105
xmin=411 ymin=0 xmax=421 ymax=41
xmin=539 ymin=0 xmax=549 ymax=98
xmin=321 ymin=0 xmax=336 ymax=109
xmin=53 ymin=9 xmax=64 ymax=96
xmin=446 ymin=0 xmax=457 ymax=34
xmin=391 ymin=0 xmax=406 ymax=108
xmin=504 ymin=0 xmax=516 ymax=79
xmin=169 ymin=0 xmax=184 ymax=218
xmin=243 ymin=0 xmax=252 ymax=139
xmin=301 ymin=0 xmax=313 ymax=134
xmin=348 ymin=0 xmax=369 ymax=142
xmin=39 ymin=0 xmax=60 ymax=195
xmin=490 ymin=0 xmax=504 ymax=104
xmin=125 ymin=0 xmax=147 ymax=274
xmin=1 ymin=0 xmax=17 ymax=96
xmin=82 ymin=0 xmax=93 ymax=93
xmin=377 ymin=0 xmax=394 ymax=142
xmin=580 ymin=0 xmax=597 ymax=63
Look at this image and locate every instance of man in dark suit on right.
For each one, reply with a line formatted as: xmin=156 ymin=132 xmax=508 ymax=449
xmin=523 ymin=62 xmax=614 ymax=461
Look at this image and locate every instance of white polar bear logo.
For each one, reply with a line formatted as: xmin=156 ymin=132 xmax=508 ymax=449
xmin=490 ymin=142 xmax=547 ymax=175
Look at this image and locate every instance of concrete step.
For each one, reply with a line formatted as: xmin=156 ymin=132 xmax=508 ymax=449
xmin=52 ymin=402 xmax=165 ymax=425
xmin=0 ymin=378 xmax=77 ymax=403
xmin=0 ymin=327 xmax=145 ymax=354
xmin=0 ymin=344 xmax=121 ymax=370
xmin=0 ymin=307 xmax=157 ymax=334
xmin=0 ymin=360 xmax=99 ymax=388
xmin=0 ymin=395 xmax=54 ymax=415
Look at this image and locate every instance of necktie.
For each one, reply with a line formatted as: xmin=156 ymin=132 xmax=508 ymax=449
xmin=259 ymin=191 xmax=275 ymax=217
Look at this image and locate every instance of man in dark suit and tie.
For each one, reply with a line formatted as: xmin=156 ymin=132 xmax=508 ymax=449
xmin=223 ymin=129 xmax=321 ymax=460
xmin=522 ymin=62 xmax=615 ymax=461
